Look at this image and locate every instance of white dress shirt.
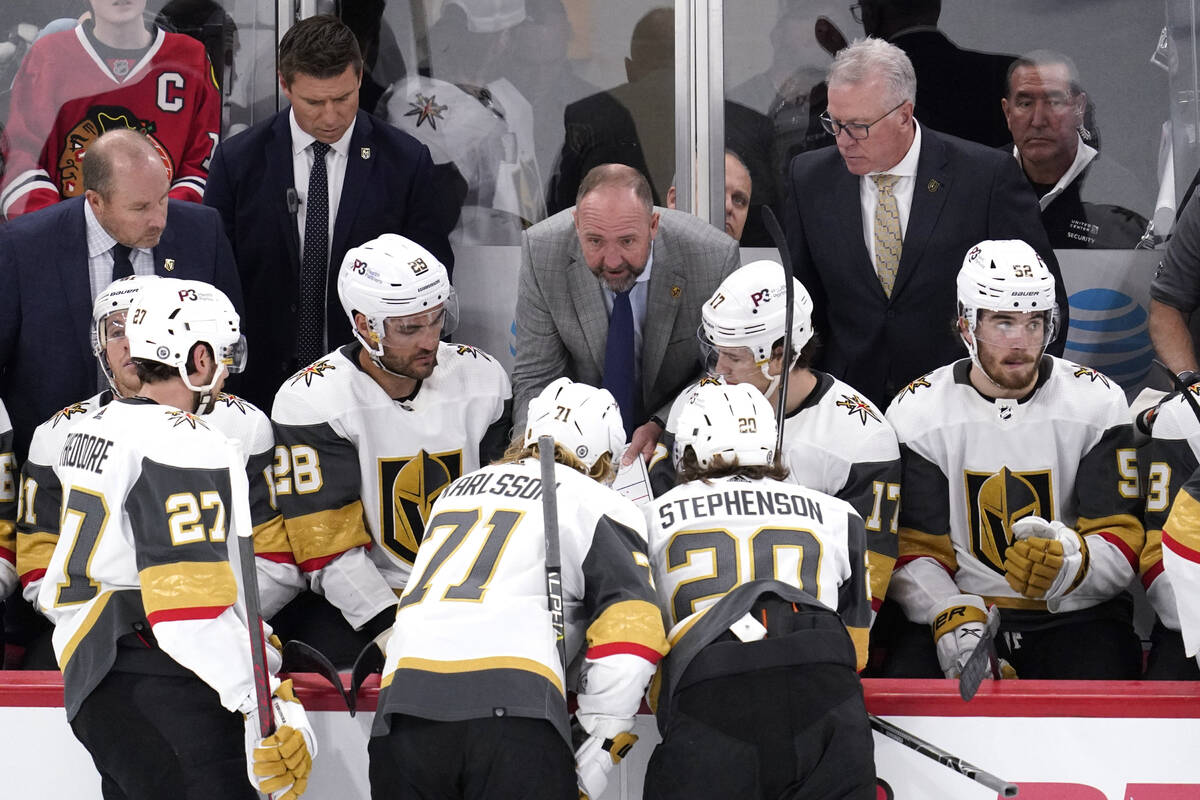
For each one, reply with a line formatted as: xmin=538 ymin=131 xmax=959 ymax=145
xmin=289 ymin=110 xmax=356 ymax=265
xmin=84 ymin=199 xmax=154 ymax=301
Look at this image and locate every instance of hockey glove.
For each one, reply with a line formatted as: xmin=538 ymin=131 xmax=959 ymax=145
xmin=932 ymin=594 xmax=992 ymax=679
xmin=576 ymin=730 xmax=638 ymax=799
xmin=243 ymin=679 xmax=317 ymax=800
xmin=1003 ymin=516 xmax=1088 ymax=600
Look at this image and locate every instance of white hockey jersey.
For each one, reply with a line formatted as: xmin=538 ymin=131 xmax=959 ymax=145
xmin=645 ymin=475 xmax=871 ymax=671
xmin=886 ymin=358 xmax=1144 ymax=623
xmin=1138 ymin=385 xmax=1200 ymax=631
xmin=40 ymin=398 xmax=260 ymax=719
xmin=374 ymin=458 xmax=667 ymax=745
xmin=18 ymin=392 xmax=304 ymax=618
xmin=655 ymin=372 xmax=900 ymax=610
xmin=1162 ymin=454 xmax=1200 ymax=657
xmin=271 ymin=343 xmax=511 ymax=627
xmin=0 ymin=400 xmax=16 ymax=599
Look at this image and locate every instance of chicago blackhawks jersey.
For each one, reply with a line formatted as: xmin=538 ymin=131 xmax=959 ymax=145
xmin=885 ymin=357 xmax=1144 ymax=623
xmin=271 ymin=342 xmax=511 ymax=628
xmin=0 ymin=400 xmax=16 ymax=599
xmin=0 ymin=25 xmax=219 ymax=219
xmin=654 ymin=373 xmax=899 ymax=611
xmin=40 ymin=398 xmax=259 ymax=719
xmin=374 ymin=458 xmax=667 ymax=745
xmin=19 ymin=392 xmax=303 ymax=618
xmin=1138 ymin=385 xmax=1200 ymax=631
xmin=645 ymin=475 xmax=871 ymax=672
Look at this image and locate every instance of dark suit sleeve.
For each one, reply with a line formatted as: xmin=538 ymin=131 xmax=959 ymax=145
xmin=204 ymin=204 xmax=243 ymax=316
xmin=0 ymin=229 xmax=17 ymax=371
xmin=986 ymin=154 xmax=1070 ymax=355
xmin=783 ymin=165 xmax=831 ymax=347
xmin=203 ymin=141 xmax=236 ymax=246
xmin=399 ymin=144 xmax=457 ymax=274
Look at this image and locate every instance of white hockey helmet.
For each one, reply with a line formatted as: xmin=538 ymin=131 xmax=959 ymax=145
xmin=337 ymin=233 xmax=458 ymax=361
xmin=126 ymin=278 xmax=246 ymax=395
xmin=699 ymin=260 xmax=814 ymax=378
xmin=91 ymin=274 xmax=162 ymax=391
xmin=957 ymin=239 xmax=1058 ymax=354
xmin=673 ymin=381 xmax=777 ymax=470
xmin=524 ymin=378 xmax=626 ymax=471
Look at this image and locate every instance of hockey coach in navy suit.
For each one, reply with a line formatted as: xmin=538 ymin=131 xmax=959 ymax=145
xmin=785 ymin=38 xmax=1066 ymax=409
xmin=0 ymin=129 xmax=243 ymax=459
xmin=205 ymin=15 xmax=457 ymax=412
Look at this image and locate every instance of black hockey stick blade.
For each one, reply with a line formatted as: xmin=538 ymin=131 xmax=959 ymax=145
xmin=869 ymin=713 xmax=1018 ymax=797
xmin=281 ymin=638 xmax=353 ymax=712
xmin=958 ymin=604 xmax=1001 ymax=701
xmin=1154 ymin=359 xmax=1200 ymax=425
xmin=760 ymin=205 xmax=795 ymax=464
xmin=348 ymin=640 xmax=387 ymax=716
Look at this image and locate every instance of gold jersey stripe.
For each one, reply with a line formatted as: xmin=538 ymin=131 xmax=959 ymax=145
xmin=898 ymin=527 xmax=958 ymax=571
xmin=587 ymin=599 xmax=669 ymax=656
xmin=1141 ymin=528 xmax=1164 ymax=576
xmin=1166 ymin=489 xmax=1200 ymax=551
xmin=285 ymin=500 xmax=371 ymax=565
xmin=983 ymin=594 xmax=1048 ymax=611
xmin=59 ymin=590 xmax=114 ymax=667
xmin=867 ymin=551 xmax=896 ymax=605
xmin=848 ymin=624 xmax=869 ymax=673
xmin=381 ymin=655 xmax=562 ymax=694
xmin=0 ymin=519 xmax=14 ymax=550
xmin=16 ymin=530 xmax=58 ymax=571
xmin=1079 ymin=513 xmax=1144 ymax=556
xmin=667 ymin=606 xmax=712 ymax=646
xmin=139 ymin=560 xmax=238 ymax=617
xmin=252 ymin=515 xmax=292 ymax=556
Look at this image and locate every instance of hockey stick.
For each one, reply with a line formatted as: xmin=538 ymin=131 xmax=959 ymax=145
xmin=227 ymin=446 xmax=274 ymax=738
xmin=760 ymin=206 xmax=795 ymax=464
xmin=349 ymin=638 xmax=386 ymax=715
xmin=539 ymin=435 xmax=568 ymax=671
xmin=1155 ymin=359 xmax=1200 ymax=424
xmin=957 ymin=604 xmax=1001 ymax=701
xmin=869 ymin=714 xmax=1018 ymax=797
xmin=281 ymin=639 xmax=354 ymax=714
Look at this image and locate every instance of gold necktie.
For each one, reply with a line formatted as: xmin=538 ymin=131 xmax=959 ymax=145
xmin=872 ymin=173 xmax=902 ymax=298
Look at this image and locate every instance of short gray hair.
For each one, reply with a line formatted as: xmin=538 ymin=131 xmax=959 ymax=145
xmin=827 ymin=37 xmax=916 ymax=108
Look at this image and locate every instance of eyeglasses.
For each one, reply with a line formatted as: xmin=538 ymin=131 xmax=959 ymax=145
xmin=819 ymin=100 xmax=905 ymax=141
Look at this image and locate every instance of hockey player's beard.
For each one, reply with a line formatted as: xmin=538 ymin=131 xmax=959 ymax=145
xmin=979 ymin=347 xmax=1040 ymax=392
xmin=381 ymin=346 xmax=439 ymax=380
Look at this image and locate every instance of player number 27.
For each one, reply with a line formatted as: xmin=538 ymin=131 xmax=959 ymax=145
xmin=398 ymin=508 xmax=524 ymax=609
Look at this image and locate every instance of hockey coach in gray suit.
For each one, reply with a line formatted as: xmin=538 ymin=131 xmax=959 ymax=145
xmin=512 ymin=163 xmax=740 ymax=463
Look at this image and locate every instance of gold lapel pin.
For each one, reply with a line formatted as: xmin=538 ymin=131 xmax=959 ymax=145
xmin=361 ymin=147 xmax=371 ymax=160
xmin=927 ymin=179 xmax=941 ymax=192
xmin=163 ymin=258 xmax=175 ymax=271
xmin=671 ymin=285 xmax=681 ymax=298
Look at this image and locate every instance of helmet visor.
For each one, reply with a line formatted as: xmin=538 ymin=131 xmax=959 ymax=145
xmin=380 ymin=295 xmax=460 ymax=346
xmin=971 ymin=309 xmax=1055 ymax=350
xmin=219 ymin=334 xmax=248 ymax=374
xmin=699 ymin=329 xmax=764 ymax=383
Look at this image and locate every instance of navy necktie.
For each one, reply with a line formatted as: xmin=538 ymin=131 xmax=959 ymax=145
xmin=603 ymin=288 xmax=637 ymax=437
xmin=111 ymin=243 xmax=134 ymax=282
xmin=298 ymin=141 xmax=330 ymax=367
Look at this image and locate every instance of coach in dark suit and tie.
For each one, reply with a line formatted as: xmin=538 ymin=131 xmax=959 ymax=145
xmin=785 ymin=37 xmax=1066 ymax=407
xmin=205 ymin=15 xmax=456 ymax=412
xmin=0 ymin=129 xmax=243 ymax=459
xmin=513 ymin=164 xmax=740 ymax=462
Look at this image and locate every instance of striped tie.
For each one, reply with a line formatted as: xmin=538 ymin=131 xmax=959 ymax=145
xmin=872 ymin=173 xmax=902 ymax=298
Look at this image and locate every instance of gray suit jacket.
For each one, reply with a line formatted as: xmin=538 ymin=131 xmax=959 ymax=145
xmin=512 ymin=206 xmax=740 ymax=431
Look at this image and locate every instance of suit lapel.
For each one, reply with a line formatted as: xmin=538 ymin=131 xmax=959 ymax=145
xmin=894 ymin=129 xmax=950 ymax=297
xmin=641 ymin=238 xmax=683 ymax=398
xmin=834 ymin=168 xmax=883 ymax=299
xmin=565 ymin=240 xmax=608 ymax=373
xmin=267 ymin=112 xmax=301 ymax=269
xmin=332 ymin=111 xmax=370 ymax=258
xmin=58 ymin=200 xmax=95 ymax=366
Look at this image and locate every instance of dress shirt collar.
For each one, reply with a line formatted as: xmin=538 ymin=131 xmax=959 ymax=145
xmin=869 ymin=120 xmax=922 ymax=180
xmin=289 ymin=109 xmax=357 ymax=160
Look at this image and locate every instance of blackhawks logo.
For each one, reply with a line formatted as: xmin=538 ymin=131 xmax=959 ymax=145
xmin=57 ymin=105 xmax=173 ymax=197
xmin=378 ymin=449 xmax=463 ymax=562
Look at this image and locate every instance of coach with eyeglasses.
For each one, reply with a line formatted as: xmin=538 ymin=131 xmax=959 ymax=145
xmin=783 ymin=37 xmax=1066 ymax=408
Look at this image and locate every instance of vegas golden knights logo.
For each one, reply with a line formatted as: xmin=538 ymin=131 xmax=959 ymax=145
xmin=964 ymin=466 xmax=1054 ymax=574
xmin=378 ymin=449 xmax=462 ymax=562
